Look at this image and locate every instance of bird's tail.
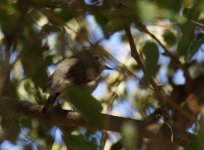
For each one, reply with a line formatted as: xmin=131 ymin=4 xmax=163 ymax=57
xmin=42 ymin=93 xmax=59 ymax=113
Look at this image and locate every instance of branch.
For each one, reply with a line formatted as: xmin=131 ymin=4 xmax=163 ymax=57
xmin=0 ymin=96 xmax=194 ymax=147
xmin=0 ymin=96 xmax=154 ymax=137
xmin=121 ymin=22 xmax=197 ymax=147
xmin=0 ymin=0 xmax=28 ymax=94
xmin=191 ymin=20 xmax=204 ymax=29
xmin=144 ymin=29 xmax=192 ymax=83
xmin=118 ymin=9 xmax=172 ymax=126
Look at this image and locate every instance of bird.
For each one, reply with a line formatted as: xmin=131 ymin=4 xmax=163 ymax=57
xmin=42 ymin=49 xmax=110 ymax=113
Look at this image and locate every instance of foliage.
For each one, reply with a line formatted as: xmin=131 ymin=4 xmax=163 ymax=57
xmin=0 ymin=0 xmax=204 ymax=149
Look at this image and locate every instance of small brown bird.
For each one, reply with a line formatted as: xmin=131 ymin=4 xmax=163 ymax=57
xmin=42 ymin=49 xmax=110 ymax=113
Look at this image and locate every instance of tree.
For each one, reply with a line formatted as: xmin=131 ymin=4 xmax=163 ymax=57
xmin=0 ymin=0 xmax=204 ymax=149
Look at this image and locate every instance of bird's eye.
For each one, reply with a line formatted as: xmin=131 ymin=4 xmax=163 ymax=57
xmin=94 ymin=55 xmax=100 ymax=61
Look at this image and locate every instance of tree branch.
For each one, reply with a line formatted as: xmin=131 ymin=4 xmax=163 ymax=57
xmin=119 ymin=12 xmax=173 ymax=127
xmin=0 ymin=96 xmax=194 ymax=147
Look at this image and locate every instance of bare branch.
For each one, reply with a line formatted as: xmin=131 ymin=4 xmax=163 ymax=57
xmin=121 ymin=18 xmax=172 ymax=126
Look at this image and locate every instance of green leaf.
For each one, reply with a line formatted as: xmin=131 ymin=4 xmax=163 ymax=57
xmin=94 ymin=14 xmax=109 ymax=28
xmin=19 ymin=117 xmax=32 ymax=128
xmin=177 ymin=5 xmax=200 ymax=56
xmin=137 ymin=0 xmax=158 ymax=22
xmin=177 ymin=21 xmax=194 ymax=56
xmin=21 ymin=32 xmax=48 ymax=88
xmin=64 ymin=86 xmax=103 ymax=128
xmin=53 ymin=8 xmax=80 ymax=23
xmin=183 ymin=0 xmax=195 ymax=8
xmin=187 ymin=33 xmax=204 ymax=61
xmin=142 ymin=41 xmax=159 ymax=85
xmin=154 ymin=0 xmax=181 ymax=11
xmin=94 ymin=14 xmax=123 ymax=37
xmin=162 ymin=29 xmax=177 ymax=47
xmin=186 ymin=128 xmax=204 ymax=150
xmin=122 ymin=122 xmax=137 ymax=150
xmin=0 ymin=6 xmax=19 ymax=35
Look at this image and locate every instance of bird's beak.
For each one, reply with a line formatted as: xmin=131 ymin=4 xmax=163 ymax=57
xmin=105 ymin=65 xmax=113 ymax=70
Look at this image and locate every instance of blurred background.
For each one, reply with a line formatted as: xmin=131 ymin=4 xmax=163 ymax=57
xmin=0 ymin=0 xmax=204 ymax=149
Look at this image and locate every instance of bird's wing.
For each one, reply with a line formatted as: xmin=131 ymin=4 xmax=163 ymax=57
xmin=47 ymin=58 xmax=78 ymax=93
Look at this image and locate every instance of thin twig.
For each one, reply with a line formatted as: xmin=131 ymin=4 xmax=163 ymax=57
xmin=100 ymin=131 xmax=108 ymax=150
xmin=191 ymin=20 xmax=204 ymax=29
xmin=116 ymin=3 xmax=173 ymax=126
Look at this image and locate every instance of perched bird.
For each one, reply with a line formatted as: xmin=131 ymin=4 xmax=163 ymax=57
xmin=42 ymin=49 xmax=110 ymax=113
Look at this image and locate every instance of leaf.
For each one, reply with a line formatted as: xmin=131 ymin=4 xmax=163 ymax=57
xmin=19 ymin=117 xmax=32 ymax=128
xmin=186 ymin=128 xmax=204 ymax=150
xmin=162 ymin=29 xmax=177 ymax=47
xmin=0 ymin=5 xmax=19 ymax=35
xmin=187 ymin=33 xmax=204 ymax=61
xmin=21 ymin=31 xmax=48 ymax=88
xmin=177 ymin=4 xmax=200 ymax=56
xmin=142 ymin=41 xmax=159 ymax=86
xmin=177 ymin=21 xmax=194 ymax=56
xmin=122 ymin=122 xmax=137 ymax=150
xmin=53 ymin=8 xmax=80 ymax=23
xmin=64 ymin=86 xmax=103 ymax=128
xmin=94 ymin=14 xmax=123 ymax=38
xmin=137 ymin=0 xmax=158 ymax=22
xmin=154 ymin=0 xmax=181 ymax=11
xmin=94 ymin=14 xmax=109 ymax=28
